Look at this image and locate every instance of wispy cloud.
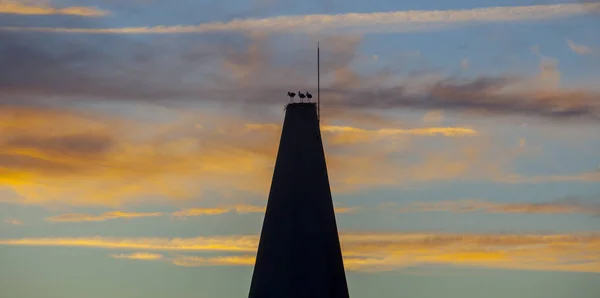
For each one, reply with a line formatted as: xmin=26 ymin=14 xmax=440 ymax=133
xmin=0 ymin=0 xmax=108 ymax=16
xmin=170 ymin=254 xmax=255 ymax=267
xmin=567 ymin=39 xmax=594 ymax=55
xmin=2 ymin=218 xmax=23 ymax=225
xmin=110 ymin=252 xmax=164 ymax=260
xmin=46 ymin=211 xmax=164 ymax=222
xmin=45 ymin=204 xmax=358 ymax=221
xmin=0 ymin=235 xmax=260 ymax=252
xmin=1 ymin=3 xmax=598 ymax=33
xmin=0 ymin=105 xmax=597 ymax=208
xmin=399 ymin=198 xmax=600 ymax=216
xmin=323 ymin=126 xmax=477 ymax=136
xmin=171 ymin=204 xmax=358 ymax=218
xmin=323 ymin=125 xmax=477 ymax=145
xmin=171 ymin=207 xmax=232 ymax=217
xmin=2 ymin=232 xmax=599 ymax=273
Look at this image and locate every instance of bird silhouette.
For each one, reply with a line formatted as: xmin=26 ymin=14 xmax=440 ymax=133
xmin=306 ymin=92 xmax=312 ymax=100
xmin=298 ymin=92 xmax=306 ymax=102
xmin=287 ymin=91 xmax=296 ymax=102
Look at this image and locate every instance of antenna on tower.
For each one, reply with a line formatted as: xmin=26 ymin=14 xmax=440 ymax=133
xmin=317 ymin=42 xmax=320 ymax=124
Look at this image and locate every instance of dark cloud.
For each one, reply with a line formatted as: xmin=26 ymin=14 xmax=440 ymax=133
xmin=1 ymin=30 xmax=599 ymax=122
xmin=332 ymin=77 xmax=600 ymax=122
xmin=4 ymin=133 xmax=115 ymax=156
xmin=0 ymin=153 xmax=77 ymax=174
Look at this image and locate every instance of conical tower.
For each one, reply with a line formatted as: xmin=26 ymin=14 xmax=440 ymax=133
xmin=248 ymin=102 xmax=349 ymax=298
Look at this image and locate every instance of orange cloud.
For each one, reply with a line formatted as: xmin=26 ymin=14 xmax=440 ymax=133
xmin=0 ymin=0 xmax=108 ymax=16
xmin=0 ymin=106 xmax=596 ymax=208
xmin=39 ymin=204 xmax=358 ymax=223
xmin=322 ymin=125 xmax=477 ymax=145
xmin=172 ymin=207 xmax=231 ymax=217
xmin=110 ymin=252 xmax=164 ymax=260
xmin=171 ymin=254 xmax=256 ymax=267
xmin=0 ymin=107 xmax=277 ymax=207
xmin=172 ymin=204 xmax=356 ymax=217
xmin=46 ymin=211 xmax=164 ymax=222
xmin=399 ymin=199 xmax=600 ymax=216
xmin=2 ymin=232 xmax=599 ymax=273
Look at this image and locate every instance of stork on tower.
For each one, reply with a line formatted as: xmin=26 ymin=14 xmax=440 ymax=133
xmin=287 ymin=91 xmax=296 ymax=102
xmin=298 ymin=91 xmax=306 ymax=102
xmin=306 ymin=92 xmax=313 ymax=101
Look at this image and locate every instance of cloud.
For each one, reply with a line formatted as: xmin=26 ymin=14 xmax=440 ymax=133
xmin=171 ymin=205 xmax=265 ymax=217
xmin=171 ymin=207 xmax=231 ymax=217
xmin=567 ymin=39 xmax=594 ymax=55
xmin=496 ymin=172 xmax=600 ymax=183
xmin=0 ymin=0 xmax=108 ymax=16
xmin=0 ymin=235 xmax=260 ymax=252
xmin=0 ymin=31 xmax=596 ymax=208
xmin=2 ymin=218 xmax=23 ymax=225
xmin=399 ymin=198 xmax=600 ymax=216
xmin=3 ymin=31 xmax=598 ymax=125
xmin=41 ymin=204 xmax=360 ymax=223
xmin=110 ymin=252 xmax=164 ymax=260
xmin=322 ymin=125 xmax=477 ymax=145
xmin=0 ymin=104 xmax=483 ymax=207
xmin=165 ymin=204 xmax=356 ymax=218
xmin=0 ymin=103 xmax=597 ymax=208
xmin=2 ymin=232 xmax=599 ymax=273
xmin=337 ymin=76 xmax=600 ymax=122
xmin=46 ymin=211 xmax=164 ymax=222
xmin=248 ymin=123 xmax=477 ymax=137
xmin=0 ymin=106 xmax=281 ymax=206
xmin=1 ymin=3 xmax=598 ymax=34
xmin=170 ymin=254 xmax=255 ymax=267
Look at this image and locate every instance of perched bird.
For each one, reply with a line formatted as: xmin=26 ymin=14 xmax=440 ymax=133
xmin=287 ymin=91 xmax=296 ymax=102
xmin=306 ymin=92 xmax=312 ymax=100
xmin=298 ymin=92 xmax=306 ymax=101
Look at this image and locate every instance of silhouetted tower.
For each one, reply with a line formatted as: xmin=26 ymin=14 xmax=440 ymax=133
xmin=248 ymin=102 xmax=349 ymax=298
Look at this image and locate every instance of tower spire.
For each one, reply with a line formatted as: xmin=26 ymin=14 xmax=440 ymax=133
xmin=247 ymin=103 xmax=349 ymax=298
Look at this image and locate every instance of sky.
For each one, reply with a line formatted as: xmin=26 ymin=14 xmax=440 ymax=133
xmin=1 ymin=0 xmax=600 ymax=297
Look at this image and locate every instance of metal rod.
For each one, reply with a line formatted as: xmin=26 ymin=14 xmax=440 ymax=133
xmin=317 ymin=42 xmax=320 ymax=123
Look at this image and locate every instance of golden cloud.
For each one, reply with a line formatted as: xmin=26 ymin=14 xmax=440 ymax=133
xmin=44 ymin=204 xmax=358 ymax=222
xmin=2 ymin=232 xmax=599 ymax=273
xmin=46 ymin=211 xmax=164 ymax=222
xmin=0 ymin=0 xmax=108 ymax=16
xmin=0 ymin=106 xmax=486 ymax=207
xmin=399 ymin=199 xmax=600 ymax=215
xmin=170 ymin=254 xmax=256 ymax=267
xmin=1 ymin=105 xmax=596 ymax=208
xmin=110 ymin=252 xmax=164 ymax=260
xmin=322 ymin=125 xmax=477 ymax=145
xmin=172 ymin=204 xmax=357 ymax=217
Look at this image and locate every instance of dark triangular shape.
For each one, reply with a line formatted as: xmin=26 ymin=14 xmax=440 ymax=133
xmin=248 ymin=103 xmax=349 ymax=298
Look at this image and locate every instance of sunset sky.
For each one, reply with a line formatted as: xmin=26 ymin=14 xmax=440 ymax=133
xmin=1 ymin=0 xmax=600 ymax=297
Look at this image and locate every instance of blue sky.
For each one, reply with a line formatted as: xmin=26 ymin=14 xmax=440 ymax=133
xmin=1 ymin=0 xmax=600 ymax=297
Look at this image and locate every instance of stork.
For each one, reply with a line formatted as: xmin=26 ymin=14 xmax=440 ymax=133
xmin=287 ymin=91 xmax=296 ymax=102
xmin=306 ymin=92 xmax=312 ymax=101
xmin=298 ymin=91 xmax=306 ymax=102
